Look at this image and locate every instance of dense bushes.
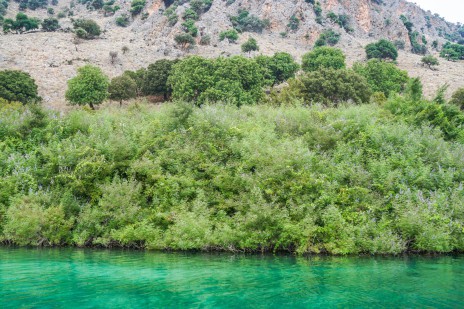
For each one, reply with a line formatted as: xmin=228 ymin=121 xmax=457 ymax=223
xmin=314 ymin=29 xmax=340 ymax=47
xmin=298 ymin=68 xmax=372 ymax=105
xmin=73 ymin=19 xmax=101 ymax=39
xmin=0 ymin=70 xmax=40 ymax=103
xmin=353 ymin=59 xmax=408 ymax=96
xmin=230 ymin=9 xmax=269 ymax=33
xmin=3 ymin=12 xmax=40 ymax=33
xmin=168 ymin=56 xmax=265 ymax=106
xmin=0 ymin=100 xmax=462 ymax=254
xmin=365 ymin=39 xmax=398 ymax=60
xmin=301 ymin=47 xmax=346 ymax=72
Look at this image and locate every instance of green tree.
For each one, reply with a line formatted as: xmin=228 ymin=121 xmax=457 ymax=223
xmin=241 ymin=37 xmax=259 ymax=53
xmin=255 ymin=52 xmax=299 ymax=86
xmin=353 ymin=59 xmax=409 ymax=96
xmin=3 ymin=13 xmax=40 ymax=34
xmin=0 ymin=70 xmax=40 ymax=103
xmin=108 ymin=75 xmax=137 ymax=106
xmin=302 ymin=47 xmax=346 ymax=72
xmin=142 ymin=59 xmax=177 ymax=100
xmin=365 ymin=39 xmax=398 ymax=60
xmin=450 ymin=87 xmax=464 ymax=110
xmin=421 ymin=55 xmax=439 ymax=70
xmin=130 ymin=0 xmax=145 ymax=15
xmin=72 ymin=19 xmax=101 ymax=39
xmin=219 ymin=29 xmax=239 ymax=43
xmin=174 ymin=33 xmax=195 ymax=49
xmin=314 ymin=29 xmax=340 ymax=47
xmin=122 ymin=69 xmax=146 ymax=96
xmin=65 ymin=65 xmax=109 ymax=109
xmin=298 ymin=68 xmax=372 ymax=105
xmin=169 ymin=56 xmax=265 ymax=106
xmin=41 ymin=17 xmax=60 ymax=31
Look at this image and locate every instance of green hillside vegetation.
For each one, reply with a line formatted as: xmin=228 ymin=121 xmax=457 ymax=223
xmin=0 ymin=46 xmax=463 ymax=255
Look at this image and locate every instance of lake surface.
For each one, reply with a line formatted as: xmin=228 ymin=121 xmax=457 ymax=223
xmin=0 ymin=248 xmax=463 ymax=308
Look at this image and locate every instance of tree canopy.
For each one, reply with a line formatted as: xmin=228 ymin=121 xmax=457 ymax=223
xmin=353 ymin=59 xmax=409 ymax=96
xmin=0 ymin=70 xmax=40 ymax=103
xmin=65 ymin=65 xmax=109 ymax=109
xmin=302 ymin=47 xmax=346 ymax=72
xmin=365 ymin=39 xmax=398 ymax=60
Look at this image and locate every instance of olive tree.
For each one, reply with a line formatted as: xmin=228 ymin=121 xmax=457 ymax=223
xmin=65 ymin=65 xmax=109 ymax=109
xmin=0 ymin=70 xmax=40 ymax=103
xmin=301 ymin=47 xmax=346 ymax=72
xmin=365 ymin=39 xmax=398 ymax=60
xmin=299 ymin=68 xmax=372 ymax=105
xmin=142 ymin=59 xmax=177 ymax=100
xmin=108 ymin=75 xmax=137 ymax=106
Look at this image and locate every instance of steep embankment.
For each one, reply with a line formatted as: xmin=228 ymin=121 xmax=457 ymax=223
xmin=0 ymin=0 xmax=463 ymax=108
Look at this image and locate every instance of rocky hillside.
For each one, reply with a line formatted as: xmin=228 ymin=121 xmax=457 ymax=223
xmin=0 ymin=0 xmax=463 ymax=107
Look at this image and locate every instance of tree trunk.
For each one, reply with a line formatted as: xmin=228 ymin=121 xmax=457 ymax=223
xmin=89 ymin=103 xmax=95 ymax=110
xmin=120 ymin=100 xmax=123 ymax=107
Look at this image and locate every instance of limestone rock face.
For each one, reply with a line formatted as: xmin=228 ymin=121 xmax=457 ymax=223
xmin=0 ymin=0 xmax=461 ymax=107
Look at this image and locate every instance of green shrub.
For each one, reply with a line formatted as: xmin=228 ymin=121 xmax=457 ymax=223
xmin=450 ymin=87 xmax=464 ymax=110
xmin=169 ymin=56 xmax=265 ymax=105
xmin=230 ymin=9 xmax=269 ymax=33
xmin=302 ymin=46 xmax=346 ymax=72
xmin=365 ymin=39 xmax=398 ymax=60
xmin=241 ymin=37 xmax=259 ymax=53
xmin=130 ymin=0 xmax=145 ymax=15
xmin=116 ymin=14 xmax=130 ymax=27
xmin=41 ymin=17 xmax=60 ymax=31
xmin=298 ymin=68 xmax=372 ymax=105
xmin=72 ymin=19 xmax=101 ymax=39
xmin=219 ymin=29 xmax=238 ymax=43
xmin=353 ymin=59 xmax=409 ymax=96
xmin=0 ymin=70 xmax=40 ymax=103
xmin=174 ymin=33 xmax=195 ymax=49
xmin=314 ymin=29 xmax=340 ymax=47
xmin=3 ymin=12 xmax=40 ymax=34
xmin=0 ymin=101 xmax=463 ymax=253
xmin=421 ymin=55 xmax=439 ymax=70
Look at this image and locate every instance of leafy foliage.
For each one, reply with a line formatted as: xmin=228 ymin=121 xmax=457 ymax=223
xmin=219 ymin=29 xmax=238 ymax=43
xmin=65 ymin=65 xmax=109 ymax=109
xmin=241 ymin=37 xmax=259 ymax=53
xmin=168 ymin=56 xmax=265 ymax=106
xmin=365 ymin=39 xmax=398 ymax=60
xmin=297 ymin=68 xmax=372 ymax=105
xmin=1 ymin=99 xmax=462 ymax=254
xmin=230 ymin=9 xmax=269 ymax=33
xmin=0 ymin=70 xmax=40 ymax=103
xmin=3 ymin=12 xmax=40 ymax=33
xmin=72 ymin=19 xmax=101 ymax=39
xmin=108 ymin=75 xmax=137 ymax=105
xmin=302 ymin=47 xmax=346 ymax=72
xmin=255 ymin=52 xmax=299 ymax=86
xmin=142 ymin=59 xmax=177 ymax=99
xmin=41 ymin=17 xmax=60 ymax=31
xmin=353 ymin=59 xmax=408 ymax=96
xmin=314 ymin=29 xmax=340 ymax=47
xmin=421 ymin=55 xmax=439 ymax=70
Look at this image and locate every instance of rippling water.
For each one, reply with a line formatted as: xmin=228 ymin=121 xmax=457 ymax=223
xmin=0 ymin=248 xmax=463 ymax=308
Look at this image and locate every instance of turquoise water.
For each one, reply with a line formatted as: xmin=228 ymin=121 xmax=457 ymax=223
xmin=0 ymin=248 xmax=463 ymax=308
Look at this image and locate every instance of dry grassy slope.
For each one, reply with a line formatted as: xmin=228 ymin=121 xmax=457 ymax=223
xmin=0 ymin=0 xmax=463 ymax=109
